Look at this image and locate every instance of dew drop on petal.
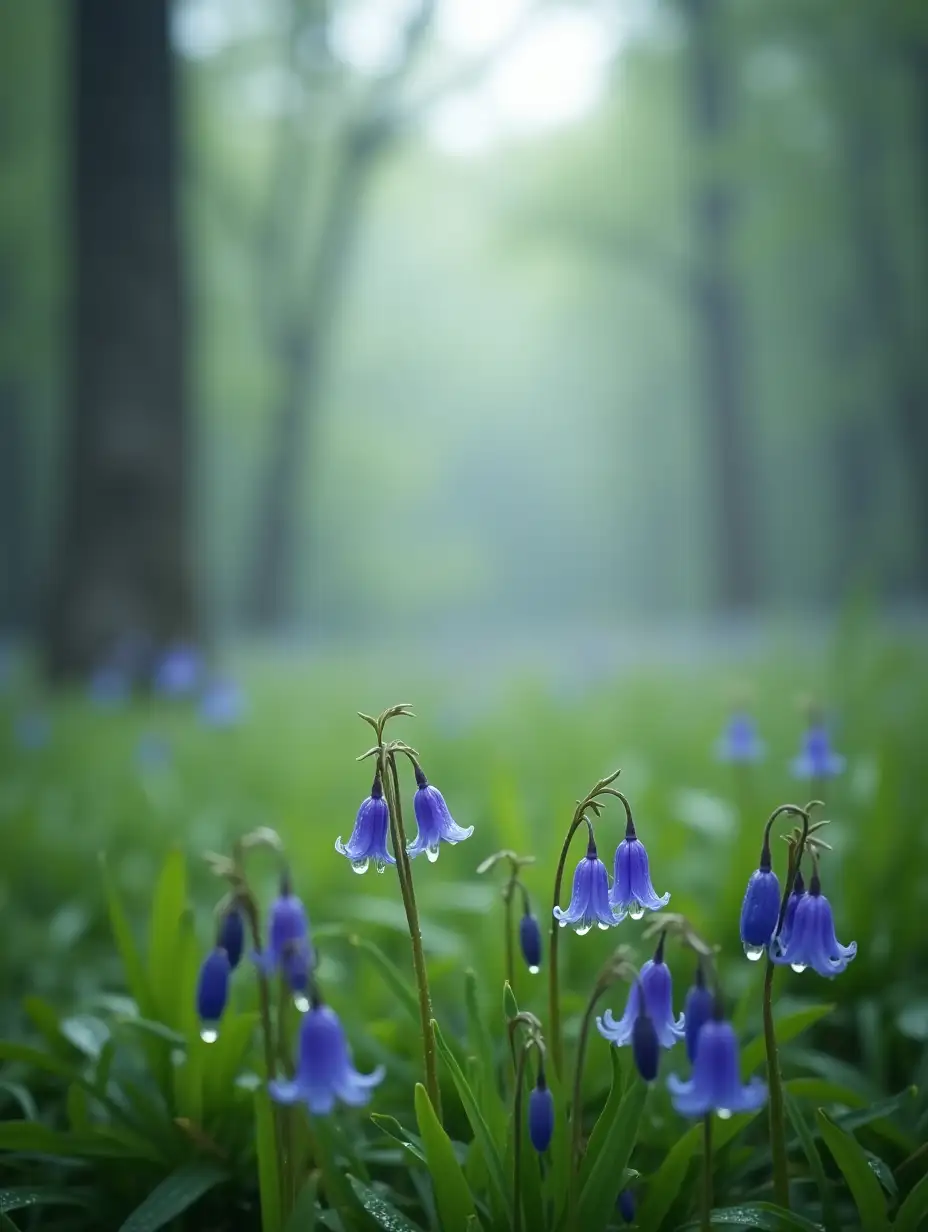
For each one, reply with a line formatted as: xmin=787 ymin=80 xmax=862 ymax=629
xmin=597 ymin=921 xmax=612 ymax=931
xmin=426 ymin=843 xmax=441 ymax=864
xmin=528 ymin=964 xmax=540 ymax=975
xmin=200 ymin=1027 xmax=219 ymax=1044
xmin=790 ymin=962 xmax=807 ymax=974
xmin=558 ymin=919 xmax=568 ymax=929
xmin=351 ymin=857 xmax=369 ymax=874
xmin=575 ymin=921 xmax=592 ymax=937
xmin=743 ymin=943 xmax=766 ymax=961
xmin=629 ymin=901 xmax=645 ymax=921
xmin=717 ymin=1108 xmax=733 ymax=1120
xmin=294 ymin=994 xmax=310 ymax=1012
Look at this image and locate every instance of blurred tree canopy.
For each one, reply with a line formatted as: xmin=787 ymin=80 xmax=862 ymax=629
xmin=1 ymin=0 xmax=926 ymax=657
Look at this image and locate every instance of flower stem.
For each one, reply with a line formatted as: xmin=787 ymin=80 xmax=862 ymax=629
xmin=513 ymin=1043 xmax=531 ymax=1232
xmin=385 ymin=750 xmax=442 ymax=1122
xmin=504 ymin=869 xmax=517 ymax=995
xmin=701 ymin=1113 xmax=713 ymax=1231
xmin=548 ymin=812 xmax=585 ymax=1077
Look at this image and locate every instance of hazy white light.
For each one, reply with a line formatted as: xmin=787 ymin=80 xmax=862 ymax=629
xmin=426 ymin=95 xmax=498 ymax=157
xmin=329 ymin=0 xmax=423 ymax=74
xmin=435 ymin=0 xmax=531 ymax=55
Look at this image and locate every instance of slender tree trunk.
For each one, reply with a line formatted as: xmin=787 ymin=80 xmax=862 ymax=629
xmin=686 ymin=0 xmax=757 ymax=611
xmin=840 ymin=55 xmax=928 ymax=594
xmin=243 ymin=148 xmax=367 ymax=629
xmin=46 ymin=0 xmax=193 ymax=677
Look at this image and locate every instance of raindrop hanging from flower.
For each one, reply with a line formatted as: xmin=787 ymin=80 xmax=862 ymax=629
xmin=519 ymin=903 xmax=542 ymax=975
xmin=336 ymin=774 xmax=396 ymax=874
xmin=553 ymin=827 xmax=615 ymax=935
xmin=406 ymin=764 xmax=473 ymax=862
xmin=196 ymin=948 xmax=231 ymax=1043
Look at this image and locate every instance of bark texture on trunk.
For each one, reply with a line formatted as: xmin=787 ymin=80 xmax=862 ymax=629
xmin=46 ymin=0 xmax=193 ymax=676
xmin=687 ymin=0 xmax=758 ymax=611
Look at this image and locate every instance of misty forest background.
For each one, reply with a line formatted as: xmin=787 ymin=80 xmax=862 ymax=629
xmin=2 ymin=0 xmax=928 ymax=676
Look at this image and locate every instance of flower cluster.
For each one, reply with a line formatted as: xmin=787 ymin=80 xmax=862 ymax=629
xmin=715 ymin=706 xmax=846 ymax=780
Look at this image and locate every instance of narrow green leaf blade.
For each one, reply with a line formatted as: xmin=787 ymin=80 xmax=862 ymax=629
xmin=371 ymin=1114 xmax=428 ymax=1166
xmin=255 ymin=1089 xmax=282 ymax=1232
xmin=117 ymin=1162 xmax=228 ymax=1232
xmin=147 ymin=850 xmax=188 ymax=1029
xmin=783 ymin=1089 xmax=838 ymax=1232
xmin=740 ymin=1005 xmax=835 ymax=1075
xmin=0 ymin=1188 xmax=92 ymax=1215
xmin=895 ymin=1171 xmax=928 ymax=1232
xmin=414 ymin=1082 xmax=476 ymax=1232
xmin=817 ymin=1110 xmax=889 ymax=1231
xmin=282 ymin=1176 xmax=318 ymax=1232
xmin=578 ymin=1074 xmax=647 ymax=1232
xmin=348 ymin=1177 xmax=424 ymax=1232
xmin=678 ymin=1201 xmax=826 ymax=1229
xmin=634 ymin=1122 xmax=701 ymax=1232
xmin=101 ymin=856 xmax=153 ymax=1017
xmin=579 ymin=1048 xmax=625 ymax=1190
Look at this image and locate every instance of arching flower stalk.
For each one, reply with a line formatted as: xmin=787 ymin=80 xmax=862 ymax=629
xmin=476 ymin=849 xmax=538 ymax=989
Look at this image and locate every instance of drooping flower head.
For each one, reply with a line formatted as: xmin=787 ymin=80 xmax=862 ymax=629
xmin=336 ymin=775 xmax=396 ymax=874
xmin=770 ymin=867 xmax=856 ymax=977
xmin=740 ymin=833 xmax=782 ymax=961
xmin=777 ymin=866 xmax=805 ymax=952
xmin=254 ymin=876 xmax=315 ymax=1002
xmin=610 ymin=809 xmax=670 ymax=922
xmin=269 ymin=997 xmax=385 ymax=1115
xmin=617 ymin=1190 xmax=636 ymax=1224
xmin=519 ymin=908 xmax=542 ymax=975
xmin=597 ymin=933 xmax=684 ymax=1049
xmin=153 ymin=641 xmax=203 ymax=698
xmin=528 ymin=1066 xmax=554 ymax=1152
xmin=668 ymin=1000 xmax=767 ymax=1119
xmin=791 ymin=721 xmax=845 ymax=781
xmin=716 ymin=712 xmax=764 ymax=764
xmin=218 ymin=905 xmax=245 ymax=970
xmin=683 ymin=961 xmax=714 ymax=1064
xmin=553 ymin=830 xmax=615 ymax=935
xmin=199 ymin=678 xmax=246 ymax=728
xmin=197 ymin=948 xmax=231 ymax=1041
xmin=631 ymin=992 xmax=660 ymax=1082
xmin=407 ymin=765 xmax=473 ymax=862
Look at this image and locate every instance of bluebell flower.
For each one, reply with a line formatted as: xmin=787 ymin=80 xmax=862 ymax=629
xmin=668 ymin=1011 xmax=767 ymax=1118
xmin=597 ymin=934 xmax=684 ymax=1048
xmin=632 ymin=999 xmax=660 ymax=1082
xmin=269 ymin=1001 xmax=385 ymax=1115
xmin=218 ymin=906 xmax=245 ymax=969
xmin=528 ymin=1070 xmax=554 ymax=1152
xmin=791 ymin=723 xmax=845 ymax=780
xmin=610 ymin=815 xmax=670 ymax=922
xmin=777 ymin=867 xmax=805 ymax=952
xmin=197 ymin=948 xmax=231 ymax=1041
xmin=716 ymin=712 xmax=764 ymax=764
xmin=153 ymin=642 xmax=202 ymax=698
xmin=336 ymin=776 xmax=396 ymax=874
xmin=770 ymin=870 xmax=856 ymax=977
xmin=553 ymin=833 xmax=615 ymax=935
xmin=88 ymin=663 xmax=130 ymax=707
xmin=683 ymin=963 xmax=714 ymax=1064
xmin=519 ymin=910 xmax=542 ymax=974
xmin=254 ymin=881 xmax=315 ymax=1000
xmin=617 ymin=1189 xmax=636 ymax=1223
xmin=14 ymin=711 xmax=50 ymax=751
xmin=407 ymin=765 xmax=473 ymax=862
xmin=199 ymin=678 xmax=245 ymax=727
xmin=740 ymin=837 xmax=782 ymax=961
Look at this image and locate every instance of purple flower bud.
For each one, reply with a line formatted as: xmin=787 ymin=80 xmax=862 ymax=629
xmin=683 ymin=965 xmax=714 ymax=1065
xmin=632 ymin=1005 xmax=660 ymax=1083
xmin=197 ymin=949 xmax=231 ymax=1039
xmin=528 ymin=1073 xmax=554 ymax=1152
xmin=740 ymin=868 xmax=781 ymax=959
xmin=218 ymin=907 xmax=245 ymax=969
xmin=519 ymin=911 xmax=542 ymax=974
xmin=617 ymin=1189 xmax=636 ymax=1223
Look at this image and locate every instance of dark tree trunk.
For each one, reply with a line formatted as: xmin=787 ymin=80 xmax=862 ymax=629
xmin=686 ymin=0 xmax=758 ymax=611
xmin=0 ymin=382 xmax=30 ymax=629
xmin=841 ymin=53 xmax=928 ymax=595
xmin=46 ymin=0 xmax=193 ymax=676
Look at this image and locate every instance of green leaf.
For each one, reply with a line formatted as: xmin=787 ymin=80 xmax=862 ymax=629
xmin=579 ymin=1047 xmax=625 ymax=1190
xmin=255 ymin=1089 xmax=282 ymax=1232
xmin=414 ymin=1082 xmax=476 ymax=1232
xmin=677 ymin=1202 xmax=826 ymax=1229
xmin=348 ymin=1177 xmax=424 ymax=1232
xmin=817 ymin=1110 xmax=889 ymax=1231
xmin=117 ymin=1161 xmax=228 ymax=1232
xmin=0 ymin=1041 xmax=78 ymax=1083
xmin=542 ymin=1052 xmax=572 ymax=1224
xmin=577 ymin=1073 xmax=647 ymax=1232
xmin=282 ymin=1176 xmax=318 ymax=1232
xmin=101 ymin=855 xmax=153 ymax=1017
xmin=433 ymin=1020 xmax=509 ymax=1217
xmin=895 ymin=1171 xmax=928 ymax=1232
xmin=0 ymin=1082 xmax=38 ymax=1122
xmin=314 ymin=926 xmax=419 ymax=1024
xmin=740 ymin=1004 xmax=835 ymax=1076
xmin=464 ymin=969 xmax=507 ymax=1148
xmin=783 ymin=1089 xmax=838 ymax=1232
xmin=147 ymin=850 xmax=188 ymax=1029
xmin=371 ymin=1114 xmax=428 ymax=1166
xmin=0 ymin=1121 xmax=143 ymax=1159
xmin=310 ymin=1113 xmax=364 ymax=1221
xmin=0 ymin=1187 xmax=92 ymax=1215
xmin=202 ymin=1013 xmax=258 ymax=1111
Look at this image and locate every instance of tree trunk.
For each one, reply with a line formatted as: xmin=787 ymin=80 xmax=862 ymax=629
xmin=45 ymin=0 xmax=193 ymax=677
xmin=840 ymin=52 xmax=928 ymax=595
xmin=686 ymin=0 xmax=758 ymax=611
